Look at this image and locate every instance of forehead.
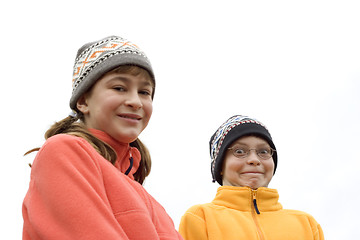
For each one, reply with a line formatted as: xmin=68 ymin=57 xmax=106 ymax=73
xmin=230 ymin=135 xmax=269 ymax=146
xmin=99 ymin=70 xmax=153 ymax=86
xmin=109 ymin=65 xmax=154 ymax=86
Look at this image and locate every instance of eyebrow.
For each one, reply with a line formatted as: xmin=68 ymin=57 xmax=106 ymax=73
xmin=231 ymin=142 xmax=270 ymax=148
xmin=107 ymin=76 xmax=153 ymax=87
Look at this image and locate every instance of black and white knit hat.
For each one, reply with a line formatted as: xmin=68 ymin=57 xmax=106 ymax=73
xmin=210 ymin=115 xmax=278 ymax=185
xmin=70 ymin=35 xmax=155 ymax=111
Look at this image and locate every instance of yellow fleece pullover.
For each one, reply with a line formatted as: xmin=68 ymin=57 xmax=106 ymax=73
xmin=179 ymin=186 xmax=323 ymax=240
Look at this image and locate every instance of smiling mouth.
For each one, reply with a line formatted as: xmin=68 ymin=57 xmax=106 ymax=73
xmin=118 ymin=114 xmax=142 ymax=120
xmin=242 ymin=172 xmax=263 ymax=174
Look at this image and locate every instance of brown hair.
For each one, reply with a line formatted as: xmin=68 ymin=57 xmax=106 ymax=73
xmin=26 ymin=65 xmax=153 ymax=184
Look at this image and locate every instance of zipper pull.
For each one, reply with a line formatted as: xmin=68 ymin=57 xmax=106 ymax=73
xmin=124 ymin=152 xmax=133 ymax=176
xmin=253 ymin=190 xmax=260 ymax=215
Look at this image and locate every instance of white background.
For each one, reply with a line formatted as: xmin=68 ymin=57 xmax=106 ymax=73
xmin=1 ymin=0 xmax=359 ymax=239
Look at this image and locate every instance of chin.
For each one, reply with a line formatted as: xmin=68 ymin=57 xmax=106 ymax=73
xmin=112 ymin=134 xmax=139 ymax=144
xmin=123 ymin=137 xmax=139 ymax=144
xmin=242 ymin=181 xmax=263 ymax=190
xmin=250 ymin=183 xmax=269 ymax=190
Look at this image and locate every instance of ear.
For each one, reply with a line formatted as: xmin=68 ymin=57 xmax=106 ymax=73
xmin=76 ymin=94 xmax=89 ymax=114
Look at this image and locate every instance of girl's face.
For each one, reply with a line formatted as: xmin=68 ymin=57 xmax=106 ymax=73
xmin=77 ymin=68 xmax=154 ymax=143
xmin=222 ymin=136 xmax=274 ymax=189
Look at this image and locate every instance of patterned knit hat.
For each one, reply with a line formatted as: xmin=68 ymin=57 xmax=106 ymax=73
xmin=210 ymin=115 xmax=277 ymax=185
xmin=70 ymin=35 xmax=155 ymax=111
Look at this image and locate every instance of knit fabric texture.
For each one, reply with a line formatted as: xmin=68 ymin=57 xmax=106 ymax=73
xmin=70 ymin=35 xmax=154 ymax=110
xmin=209 ymin=115 xmax=277 ymax=185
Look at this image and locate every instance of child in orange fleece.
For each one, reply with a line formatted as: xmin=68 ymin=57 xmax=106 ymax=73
xmin=23 ymin=36 xmax=183 ymax=240
xmin=179 ymin=115 xmax=324 ymax=240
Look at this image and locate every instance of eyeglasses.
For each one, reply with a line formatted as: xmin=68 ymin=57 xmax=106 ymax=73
xmin=227 ymin=145 xmax=276 ymax=160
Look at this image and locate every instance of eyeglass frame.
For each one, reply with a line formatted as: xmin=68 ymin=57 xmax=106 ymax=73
xmin=227 ymin=146 xmax=276 ymax=160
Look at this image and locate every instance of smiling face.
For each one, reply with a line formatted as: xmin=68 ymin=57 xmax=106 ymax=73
xmin=222 ymin=135 xmax=275 ymax=189
xmin=76 ymin=66 xmax=154 ymax=143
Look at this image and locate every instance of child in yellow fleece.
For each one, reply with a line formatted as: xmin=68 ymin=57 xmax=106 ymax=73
xmin=179 ymin=115 xmax=324 ymax=240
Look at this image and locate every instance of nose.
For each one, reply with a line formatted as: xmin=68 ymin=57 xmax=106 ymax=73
xmin=246 ymin=150 xmax=261 ymax=165
xmin=125 ymin=91 xmax=143 ymax=110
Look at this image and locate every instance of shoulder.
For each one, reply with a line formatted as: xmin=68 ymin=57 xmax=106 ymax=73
xmin=39 ymin=134 xmax=97 ymax=156
xmin=180 ymin=204 xmax=206 ymax=226
xmin=182 ymin=203 xmax=212 ymax=219
xmin=281 ymin=209 xmax=320 ymax=225
xmin=281 ymin=209 xmax=323 ymax=236
xmin=282 ymin=209 xmax=315 ymax=217
xmin=32 ymin=134 xmax=101 ymax=171
xmin=43 ymin=133 xmax=89 ymax=148
xmin=185 ymin=204 xmax=205 ymax=213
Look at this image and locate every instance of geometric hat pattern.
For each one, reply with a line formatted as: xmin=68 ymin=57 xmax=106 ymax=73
xmin=72 ymin=36 xmax=149 ymax=93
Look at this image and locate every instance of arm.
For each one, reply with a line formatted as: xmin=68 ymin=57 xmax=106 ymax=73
xmin=317 ymin=224 xmax=325 ymax=240
xmin=179 ymin=207 xmax=208 ymax=240
xmin=313 ymin=220 xmax=324 ymax=240
xmin=23 ymin=134 xmax=129 ymax=240
xmin=307 ymin=214 xmax=324 ymax=240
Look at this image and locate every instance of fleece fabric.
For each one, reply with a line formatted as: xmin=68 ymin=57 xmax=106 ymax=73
xmin=22 ymin=129 xmax=182 ymax=240
xmin=179 ymin=186 xmax=323 ymax=240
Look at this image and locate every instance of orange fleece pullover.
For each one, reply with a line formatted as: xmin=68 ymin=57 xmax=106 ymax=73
xmin=23 ymin=129 xmax=183 ymax=240
xmin=179 ymin=186 xmax=323 ymax=240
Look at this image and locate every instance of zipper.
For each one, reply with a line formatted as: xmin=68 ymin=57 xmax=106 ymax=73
xmin=124 ymin=152 xmax=133 ymax=175
xmin=253 ymin=190 xmax=260 ymax=214
xmin=251 ymin=190 xmax=265 ymax=240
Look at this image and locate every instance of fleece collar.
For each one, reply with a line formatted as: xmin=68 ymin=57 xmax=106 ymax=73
xmin=212 ymin=186 xmax=282 ymax=212
xmin=89 ymin=128 xmax=141 ymax=180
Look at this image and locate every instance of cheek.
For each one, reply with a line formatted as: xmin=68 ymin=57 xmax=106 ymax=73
xmin=143 ymin=100 xmax=153 ymax=118
xmin=263 ymin=160 xmax=275 ymax=177
xmin=266 ymin=159 xmax=275 ymax=170
xmin=224 ymin=159 xmax=243 ymax=175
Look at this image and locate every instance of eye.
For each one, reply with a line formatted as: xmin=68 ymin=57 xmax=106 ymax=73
xmin=139 ymin=89 xmax=152 ymax=96
xmin=234 ymin=148 xmax=246 ymax=154
xmin=232 ymin=146 xmax=248 ymax=157
xmin=258 ymin=148 xmax=270 ymax=154
xmin=113 ymin=86 xmax=126 ymax=92
xmin=257 ymin=148 xmax=273 ymax=159
xmin=139 ymin=87 xmax=153 ymax=96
